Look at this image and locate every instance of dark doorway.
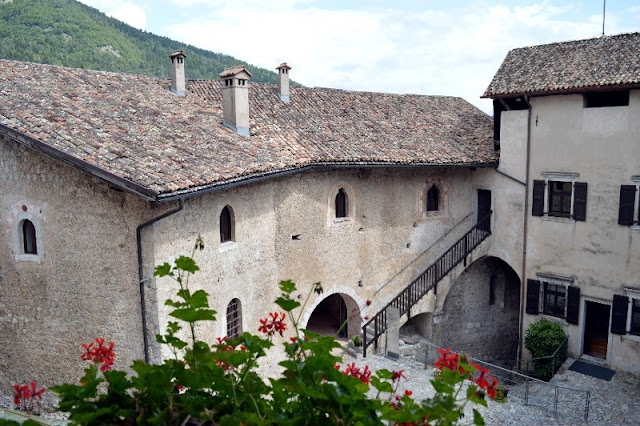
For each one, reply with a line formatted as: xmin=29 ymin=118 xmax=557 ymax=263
xmin=583 ymin=301 xmax=610 ymax=359
xmin=307 ymin=294 xmax=348 ymax=338
xmin=477 ymin=189 xmax=491 ymax=231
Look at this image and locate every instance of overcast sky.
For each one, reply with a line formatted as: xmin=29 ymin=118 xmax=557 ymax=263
xmin=78 ymin=0 xmax=639 ymax=113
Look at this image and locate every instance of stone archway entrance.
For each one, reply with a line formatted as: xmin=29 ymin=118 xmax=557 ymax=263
xmin=306 ymin=293 xmax=361 ymax=339
xmin=403 ymin=256 xmax=520 ymax=362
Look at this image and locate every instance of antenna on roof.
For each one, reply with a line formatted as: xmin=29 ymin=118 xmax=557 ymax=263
xmin=602 ymin=0 xmax=606 ymax=35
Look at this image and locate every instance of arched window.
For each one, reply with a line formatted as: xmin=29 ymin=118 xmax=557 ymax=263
xmin=426 ymin=184 xmax=440 ymax=212
xmin=22 ymin=220 xmax=37 ymax=255
xmin=226 ymin=298 xmax=242 ymax=338
xmin=335 ymin=188 xmax=348 ymax=218
xmin=220 ymin=205 xmax=234 ymax=243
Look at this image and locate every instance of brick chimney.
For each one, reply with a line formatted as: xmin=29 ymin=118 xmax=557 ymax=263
xmin=220 ymin=66 xmax=252 ymax=136
xmin=276 ymin=62 xmax=291 ymax=102
xmin=169 ymin=50 xmax=186 ymax=96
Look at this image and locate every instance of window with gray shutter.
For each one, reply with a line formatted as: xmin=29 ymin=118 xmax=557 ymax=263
xmin=532 ymin=180 xmax=545 ymax=216
xmin=526 ymin=279 xmax=540 ymax=314
xmin=566 ymin=286 xmax=580 ymax=324
xmin=611 ymin=294 xmax=629 ymax=335
xmin=572 ymin=182 xmax=587 ymax=221
xmin=618 ymin=185 xmax=636 ymax=226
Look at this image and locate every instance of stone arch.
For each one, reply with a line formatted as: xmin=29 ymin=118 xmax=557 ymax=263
xmin=417 ymin=179 xmax=448 ymax=218
xmin=302 ymin=287 xmax=364 ymax=339
xmin=436 ymin=256 xmax=520 ymax=361
xmin=327 ymin=182 xmax=356 ymax=226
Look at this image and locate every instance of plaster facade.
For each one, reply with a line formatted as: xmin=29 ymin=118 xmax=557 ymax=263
xmin=146 ymin=167 xmax=499 ymax=368
xmin=0 ymin=135 xmax=149 ymax=395
xmin=512 ymin=90 xmax=640 ymax=373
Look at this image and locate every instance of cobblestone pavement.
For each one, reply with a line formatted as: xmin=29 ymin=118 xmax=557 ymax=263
xmin=345 ymin=348 xmax=640 ymax=425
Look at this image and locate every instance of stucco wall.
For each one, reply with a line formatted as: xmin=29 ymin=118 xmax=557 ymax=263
xmin=523 ymin=90 xmax=640 ymax=372
xmin=0 ymin=136 xmax=149 ymax=395
xmin=148 ymin=167 xmax=488 ymax=368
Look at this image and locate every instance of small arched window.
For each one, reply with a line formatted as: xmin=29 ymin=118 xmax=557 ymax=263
xmin=335 ymin=188 xmax=348 ymax=218
xmin=226 ymin=298 xmax=242 ymax=338
xmin=220 ymin=205 xmax=234 ymax=243
xmin=22 ymin=220 xmax=37 ymax=255
xmin=426 ymin=184 xmax=440 ymax=212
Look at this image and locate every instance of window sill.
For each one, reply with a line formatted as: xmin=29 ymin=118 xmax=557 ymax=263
xmin=541 ymin=215 xmax=575 ymax=224
xmin=331 ymin=217 xmax=355 ymax=226
xmin=539 ymin=314 xmax=568 ymax=326
xmin=15 ymin=253 xmax=43 ymax=264
xmin=219 ymin=241 xmax=237 ymax=253
xmin=631 ymin=225 xmax=640 ymax=231
xmin=622 ymin=334 xmax=640 ymax=343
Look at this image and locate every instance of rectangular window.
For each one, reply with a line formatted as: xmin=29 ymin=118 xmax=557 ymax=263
xmin=548 ymin=181 xmax=572 ymax=217
xmin=532 ymin=173 xmax=587 ymax=221
xmin=584 ymin=90 xmax=629 ymax=108
xmin=543 ymin=283 xmax=566 ymax=318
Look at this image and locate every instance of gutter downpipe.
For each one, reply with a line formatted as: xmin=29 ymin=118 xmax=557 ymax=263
xmin=136 ymin=199 xmax=184 ymax=363
xmin=518 ymin=96 xmax=533 ymax=366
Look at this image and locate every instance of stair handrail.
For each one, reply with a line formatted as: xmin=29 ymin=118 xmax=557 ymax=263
xmin=362 ymin=211 xmax=492 ymax=357
xmin=374 ymin=212 xmax=475 ymax=296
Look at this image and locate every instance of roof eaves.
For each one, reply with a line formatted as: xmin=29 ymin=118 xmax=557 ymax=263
xmin=154 ymin=160 xmax=498 ymax=204
xmin=482 ymin=82 xmax=640 ymax=99
xmin=0 ymin=124 xmax=158 ymax=202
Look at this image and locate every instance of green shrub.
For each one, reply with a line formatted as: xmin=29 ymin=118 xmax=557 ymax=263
xmin=524 ymin=319 xmax=567 ymax=380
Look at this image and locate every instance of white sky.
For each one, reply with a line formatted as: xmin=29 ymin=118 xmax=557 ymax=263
xmin=78 ymin=0 xmax=640 ymax=113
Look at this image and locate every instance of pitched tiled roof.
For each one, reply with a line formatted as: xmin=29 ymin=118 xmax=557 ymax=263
xmin=483 ymin=32 xmax=640 ymax=98
xmin=0 ymin=59 xmax=496 ymax=200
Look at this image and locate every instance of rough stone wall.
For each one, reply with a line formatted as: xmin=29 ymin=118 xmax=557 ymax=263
xmin=149 ymin=167 xmax=483 ymax=371
xmin=437 ymin=257 xmax=520 ymax=361
xmin=0 ymin=136 xmax=149 ymax=395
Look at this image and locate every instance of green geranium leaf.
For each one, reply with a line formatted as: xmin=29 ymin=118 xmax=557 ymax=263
xmin=175 ymin=255 xmax=199 ymax=273
xmin=153 ymin=262 xmax=172 ymax=277
xmin=275 ymin=296 xmax=300 ymax=312
xmin=279 ymin=279 xmax=296 ymax=294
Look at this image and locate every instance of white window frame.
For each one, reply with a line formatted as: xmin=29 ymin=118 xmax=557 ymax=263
xmin=537 ymin=273 xmax=573 ymax=321
xmin=624 ymin=288 xmax=640 ymax=341
xmin=540 ymin=172 xmax=579 ymax=222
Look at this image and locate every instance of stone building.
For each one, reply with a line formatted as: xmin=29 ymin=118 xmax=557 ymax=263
xmin=484 ymin=32 xmax=640 ymax=374
xmin=0 ymin=32 xmax=638 ymax=396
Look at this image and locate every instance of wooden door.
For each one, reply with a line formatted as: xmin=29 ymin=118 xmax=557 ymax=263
xmin=583 ymin=301 xmax=610 ymax=359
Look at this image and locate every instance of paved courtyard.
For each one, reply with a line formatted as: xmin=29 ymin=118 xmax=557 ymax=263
xmin=346 ymin=347 xmax=640 ymax=425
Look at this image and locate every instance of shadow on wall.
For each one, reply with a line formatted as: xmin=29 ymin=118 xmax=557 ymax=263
xmin=403 ymin=256 xmax=520 ymax=361
xmin=306 ymin=293 xmax=361 ymax=339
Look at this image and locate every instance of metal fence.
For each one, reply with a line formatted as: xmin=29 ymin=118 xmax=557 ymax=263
xmin=423 ymin=343 xmax=590 ymax=421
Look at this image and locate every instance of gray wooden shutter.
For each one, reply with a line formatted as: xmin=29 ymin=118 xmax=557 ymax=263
xmin=611 ymin=294 xmax=629 ymax=335
xmin=566 ymin=286 xmax=580 ymax=325
xmin=618 ymin=185 xmax=636 ymax=226
xmin=573 ymin=182 xmax=587 ymax=221
xmin=532 ymin=180 xmax=545 ymax=217
xmin=526 ymin=279 xmax=540 ymax=314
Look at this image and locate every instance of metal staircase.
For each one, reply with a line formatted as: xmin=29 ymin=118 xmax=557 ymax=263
xmin=362 ymin=212 xmax=492 ymax=357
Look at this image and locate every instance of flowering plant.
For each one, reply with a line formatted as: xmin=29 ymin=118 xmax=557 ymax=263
xmin=53 ymin=239 xmax=495 ymax=425
xmin=13 ymin=381 xmax=45 ymax=414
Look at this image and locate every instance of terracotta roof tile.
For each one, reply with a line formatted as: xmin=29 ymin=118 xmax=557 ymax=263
xmin=0 ymin=59 xmax=496 ymax=200
xmin=483 ymin=32 xmax=640 ymax=98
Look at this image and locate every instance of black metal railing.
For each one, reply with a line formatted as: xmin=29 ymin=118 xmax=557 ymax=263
xmin=362 ymin=212 xmax=492 ymax=356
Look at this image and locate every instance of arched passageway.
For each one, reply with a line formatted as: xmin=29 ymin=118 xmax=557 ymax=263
xmin=404 ymin=256 xmax=520 ymax=362
xmin=306 ymin=293 xmax=361 ymax=339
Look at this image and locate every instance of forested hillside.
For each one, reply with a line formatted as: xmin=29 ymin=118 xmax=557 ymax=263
xmin=0 ymin=0 xmax=287 ymax=84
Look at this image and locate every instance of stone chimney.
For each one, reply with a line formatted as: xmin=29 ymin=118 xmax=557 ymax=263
xmin=276 ymin=62 xmax=291 ymax=102
xmin=220 ymin=66 xmax=252 ymax=136
xmin=169 ymin=50 xmax=186 ymax=96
